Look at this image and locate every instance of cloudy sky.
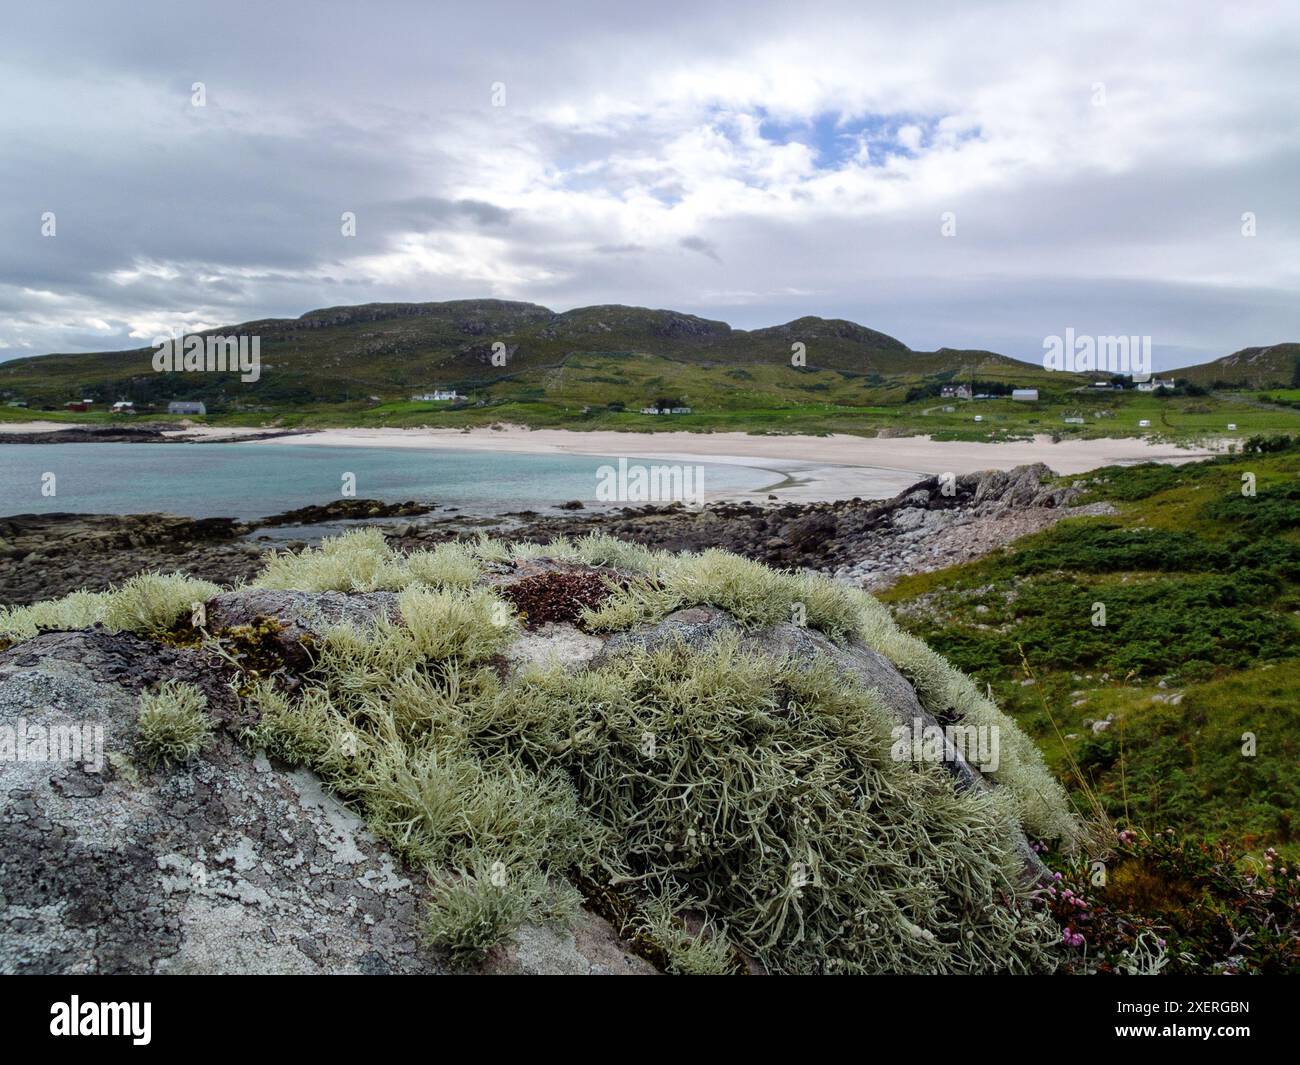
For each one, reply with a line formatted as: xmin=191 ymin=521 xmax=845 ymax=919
xmin=2 ymin=0 xmax=1297 ymax=370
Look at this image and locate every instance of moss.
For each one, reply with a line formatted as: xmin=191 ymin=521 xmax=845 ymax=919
xmin=499 ymin=568 xmax=620 ymax=628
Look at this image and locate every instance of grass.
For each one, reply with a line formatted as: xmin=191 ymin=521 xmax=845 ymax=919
xmin=880 ymin=444 xmax=1300 ymax=859
xmin=8 ymin=336 xmax=1300 ymax=443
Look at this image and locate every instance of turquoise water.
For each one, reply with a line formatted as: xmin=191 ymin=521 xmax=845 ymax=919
xmin=0 ymin=443 xmax=777 ymax=520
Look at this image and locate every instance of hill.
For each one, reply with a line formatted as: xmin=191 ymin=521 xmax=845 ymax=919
xmin=0 ymin=299 xmax=1032 ymax=409
xmin=1170 ymin=342 xmax=1300 ymax=388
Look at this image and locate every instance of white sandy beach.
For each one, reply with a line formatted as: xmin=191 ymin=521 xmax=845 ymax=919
xmin=0 ymin=420 xmax=1225 ymax=503
xmin=246 ymin=426 xmax=1224 ymax=504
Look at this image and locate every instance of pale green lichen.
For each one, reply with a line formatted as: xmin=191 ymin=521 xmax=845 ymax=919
xmin=137 ymin=680 xmax=213 ymax=767
xmin=14 ymin=530 xmax=1077 ymax=972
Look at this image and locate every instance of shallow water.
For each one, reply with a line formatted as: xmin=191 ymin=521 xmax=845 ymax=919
xmin=0 ymin=443 xmax=778 ymax=520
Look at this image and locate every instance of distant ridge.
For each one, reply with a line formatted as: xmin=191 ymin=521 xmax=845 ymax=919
xmin=0 ymin=298 xmax=1293 ymax=405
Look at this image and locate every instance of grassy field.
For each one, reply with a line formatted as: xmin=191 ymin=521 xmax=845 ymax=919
xmin=8 ymin=349 xmax=1300 ymax=444
xmin=879 ymin=443 xmax=1300 ymax=859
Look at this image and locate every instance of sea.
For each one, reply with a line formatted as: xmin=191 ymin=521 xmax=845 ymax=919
xmin=0 ymin=443 xmax=779 ymax=521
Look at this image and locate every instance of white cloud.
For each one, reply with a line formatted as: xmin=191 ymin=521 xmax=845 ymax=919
xmin=0 ymin=0 xmax=1297 ymax=370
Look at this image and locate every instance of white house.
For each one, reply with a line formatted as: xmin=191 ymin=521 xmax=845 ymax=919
xmin=940 ymin=384 xmax=972 ymax=400
xmin=412 ymin=390 xmax=462 ymax=402
xmin=111 ymin=401 xmax=134 ymax=412
xmin=167 ymin=401 xmax=206 ymax=415
xmin=1135 ymin=379 xmax=1174 ymax=392
xmin=1011 ymin=389 xmax=1039 ymax=402
xmin=1138 ymin=419 xmax=1151 ymax=427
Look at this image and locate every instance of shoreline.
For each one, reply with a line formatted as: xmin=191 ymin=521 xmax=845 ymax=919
xmin=248 ymin=426 xmax=1224 ymax=504
xmin=0 ymin=421 xmax=1228 ymax=504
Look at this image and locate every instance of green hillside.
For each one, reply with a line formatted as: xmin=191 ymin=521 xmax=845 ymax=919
xmin=1171 ymin=342 xmax=1300 ymax=388
xmin=0 ymin=299 xmax=1034 ymax=409
xmin=4 ymin=300 xmax=1299 ymax=442
xmin=880 ymin=440 xmax=1300 ymax=858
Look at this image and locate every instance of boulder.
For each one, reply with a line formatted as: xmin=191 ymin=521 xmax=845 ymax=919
xmin=0 ymin=628 xmax=648 ymax=975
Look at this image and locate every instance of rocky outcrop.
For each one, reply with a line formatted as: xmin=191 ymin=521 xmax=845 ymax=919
xmin=0 ymin=501 xmax=431 ymax=605
xmin=257 ymin=499 xmax=433 ymax=526
xmin=467 ymin=463 xmax=1115 ymax=588
xmin=0 ymin=557 xmax=1056 ymax=973
xmin=0 ymin=626 xmax=648 ymax=975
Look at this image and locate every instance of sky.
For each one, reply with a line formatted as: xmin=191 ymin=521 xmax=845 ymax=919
xmin=1 ymin=0 xmax=1297 ymax=371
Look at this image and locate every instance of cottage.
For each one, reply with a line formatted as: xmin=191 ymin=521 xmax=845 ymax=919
xmin=167 ymin=401 xmax=206 ymax=415
xmin=1135 ymin=379 xmax=1174 ymax=393
xmin=1011 ymin=389 xmax=1039 ymax=402
xmin=1138 ymin=419 xmax=1151 ymax=428
xmin=411 ymin=390 xmax=462 ymax=402
xmin=939 ymin=384 xmax=972 ymax=400
xmin=111 ymin=401 xmax=134 ymax=413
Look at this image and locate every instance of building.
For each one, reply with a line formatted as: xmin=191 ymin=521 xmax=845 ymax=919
xmin=1011 ymin=389 xmax=1039 ymax=402
xmin=1138 ymin=419 xmax=1151 ymax=427
xmin=940 ymin=384 xmax=972 ymax=399
xmin=1135 ymin=379 xmax=1174 ymax=392
xmin=167 ymin=401 xmax=206 ymax=415
xmin=1064 ymin=416 xmax=1085 ymax=424
xmin=411 ymin=390 xmax=462 ymax=402
xmin=640 ymin=405 xmax=693 ymax=415
xmin=111 ymin=401 xmax=134 ymax=413
xmin=65 ymin=400 xmax=92 ymax=412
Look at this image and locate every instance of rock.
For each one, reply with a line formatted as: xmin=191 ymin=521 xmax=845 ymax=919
xmin=257 ymin=499 xmax=433 ymax=527
xmin=205 ymin=589 xmax=401 ymax=670
xmin=0 ymin=627 xmax=649 ymax=975
xmin=0 ymin=641 xmax=437 ymax=975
